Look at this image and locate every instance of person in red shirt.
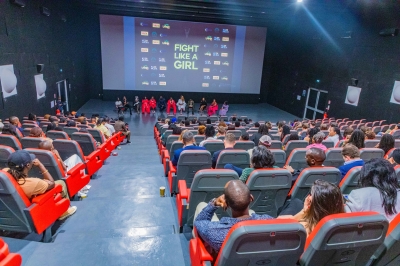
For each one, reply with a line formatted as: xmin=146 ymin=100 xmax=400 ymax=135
xmin=141 ymin=97 xmax=150 ymax=114
xmin=149 ymin=96 xmax=157 ymax=114
xmin=167 ymin=97 xmax=176 ymax=115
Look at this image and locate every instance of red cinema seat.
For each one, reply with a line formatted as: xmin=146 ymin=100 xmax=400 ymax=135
xmin=71 ymin=132 xmax=110 ymax=161
xmin=25 ymin=148 xmax=90 ymax=198
xmin=190 ymin=219 xmax=306 ymax=266
xmin=0 ymin=170 xmax=70 ymax=242
xmin=300 ymin=212 xmax=388 ymax=266
xmin=162 ymin=141 xmax=184 ymax=177
xmin=0 ymin=238 xmax=22 ymax=266
xmin=46 ymin=130 xmax=69 ymax=140
xmin=339 ymin=166 xmax=362 ymax=195
xmin=0 ymin=135 xmax=22 ymax=151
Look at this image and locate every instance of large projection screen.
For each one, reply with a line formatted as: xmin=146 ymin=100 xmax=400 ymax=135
xmin=100 ymin=15 xmax=267 ymax=94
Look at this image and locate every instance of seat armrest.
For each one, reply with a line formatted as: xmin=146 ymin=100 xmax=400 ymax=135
xmin=31 ymin=184 xmax=62 ymax=205
xmin=178 ymin=180 xmax=188 ymax=199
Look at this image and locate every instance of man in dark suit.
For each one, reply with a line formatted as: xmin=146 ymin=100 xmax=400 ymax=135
xmin=172 ymin=131 xmax=206 ymax=166
xmin=212 ymin=133 xmax=236 ymax=168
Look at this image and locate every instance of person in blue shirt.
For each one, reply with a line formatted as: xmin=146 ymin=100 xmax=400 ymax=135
xmin=339 ymin=144 xmax=364 ymax=180
xmin=194 ymin=180 xmax=273 ymax=254
xmin=171 ymin=131 xmax=206 ymax=166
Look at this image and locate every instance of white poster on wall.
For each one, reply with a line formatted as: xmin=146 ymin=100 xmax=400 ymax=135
xmin=0 ymin=64 xmax=18 ymax=98
xmin=390 ymin=81 xmax=400 ymax=105
xmin=345 ymin=86 xmax=362 ymax=106
xmin=35 ymin=74 xmax=47 ymax=99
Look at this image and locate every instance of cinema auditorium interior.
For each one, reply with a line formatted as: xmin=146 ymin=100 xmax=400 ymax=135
xmin=1 ymin=0 xmax=400 ymax=265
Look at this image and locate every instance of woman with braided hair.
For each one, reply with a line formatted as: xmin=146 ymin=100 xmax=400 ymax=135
xmin=7 ymin=150 xmax=77 ymax=220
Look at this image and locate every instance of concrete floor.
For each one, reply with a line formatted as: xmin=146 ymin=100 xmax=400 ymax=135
xmin=1 ymin=99 xmax=298 ymax=266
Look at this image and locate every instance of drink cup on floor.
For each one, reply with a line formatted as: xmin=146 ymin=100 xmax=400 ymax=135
xmin=160 ymin=186 xmax=165 ymax=197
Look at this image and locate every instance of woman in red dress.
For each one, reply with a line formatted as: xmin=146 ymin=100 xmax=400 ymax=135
xmin=149 ymin=96 xmax=157 ymax=114
xmin=141 ymin=97 xmax=150 ymax=114
xmin=207 ymin=99 xmax=218 ymax=116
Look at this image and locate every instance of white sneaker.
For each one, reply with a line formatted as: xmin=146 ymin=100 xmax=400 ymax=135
xmin=85 ymin=185 xmax=91 ymax=190
xmin=58 ymin=206 xmax=77 ymax=220
xmin=78 ymin=191 xmax=87 ymax=198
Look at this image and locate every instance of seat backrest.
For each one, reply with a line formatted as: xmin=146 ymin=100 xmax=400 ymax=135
xmin=174 ymin=150 xmax=212 ymax=192
xmin=281 ymin=134 xmax=290 ymax=145
xmin=372 ymin=213 xmax=400 ymax=266
xmin=215 ymin=150 xmax=250 ymax=169
xmin=70 ymin=133 xmax=97 ymax=156
xmin=322 ymin=140 xmax=334 ymax=149
xmin=0 ymin=170 xmax=32 ymax=233
xmin=285 ymin=148 xmax=308 ymax=169
xmin=166 ymin=135 xmax=179 ymax=151
xmin=53 ymin=139 xmax=85 ymax=162
xmin=233 ymin=141 xmax=254 ymax=151
xmin=187 ymin=169 xmax=238 ymax=227
xmin=88 ymin=128 xmax=105 ymax=144
xmin=0 ymin=135 xmax=22 ymax=150
xmin=269 ymin=140 xmax=283 ymax=149
xmin=247 ymin=169 xmax=292 ymax=217
xmin=22 ymin=123 xmax=36 ymax=129
xmin=46 ymin=130 xmax=69 ymax=140
xmin=270 ymin=149 xmax=286 ymax=167
xmin=391 ymin=130 xmax=400 ymax=139
xmin=194 ymin=135 xmax=205 ymax=145
xmin=364 ymin=140 xmax=380 ymax=148
xmin=324 ymin=148 xmax=345 ymax=167
xmin=22 ymin=128 xmax=31 ymax=137
xmin=215 ymin=219 xmax=307 ymax=266
xmin=228 ymin=130 xmax=242 ymax=140
xmin=339 ymin=166 xmax=362 ymax=195
xmin=360 ymin=148 xmax=385 ymax=161
xmin=20 ymin=137 xmax=46 ymax=149
xmin=300 ymin=212 xmax=388 ymax=266
xmin=335 ymin=139 xmax=345 ymax=148
xmin=270 ymin=134 xmax=281 ymax=141
xmin=203 ymin=141 xmax=225 ymax=157
xmin=63 ymin=127 xmax=79 ymax=136
xmin=289 ymin=167 xmax=341 ymax=200
xmin=25 ymin=149 xmax=66 ymax=180
xmin=169 ymin=141 xmax=184 ymax=156
xmin=0 ymin=145 xmax=15 ymax=169
xmin=285 ymin=140 xmax=308 ymax=157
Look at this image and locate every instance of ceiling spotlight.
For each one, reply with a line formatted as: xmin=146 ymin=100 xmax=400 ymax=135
xmin=297 ymin=0 xmax=303 ymax=2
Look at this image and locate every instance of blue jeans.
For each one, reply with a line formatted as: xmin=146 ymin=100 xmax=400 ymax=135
xmin=224 ymin=164 xmax=243 ymax=176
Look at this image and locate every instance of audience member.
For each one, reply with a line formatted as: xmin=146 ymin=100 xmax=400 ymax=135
xmin=339 ymin=144 xmax=364 ymax=180
xmin=250 ymin=124 xmax=270 ymax=146
xmin=320 ymin=124 xmax=328 ymax=130
xmin=278 ymin=180 xmax=344 ymax=236
xmin=95 ymin=118 xmax=110 ymax=139
xmin=2 ymin=124 xmax=18 ymax=137
xmin=306 ymin=132 xmax=327 ymax=151
xmin=239 ymin=132 xmax=250 ymax=141
xmin=114 ymin=117 xmax=131 ymax=144
xmin=359 ymin=126 xmax=367 ymax=134
xmin=376 ymin=134 xmax=395 ymax=155
xmin=199 ymin=125 xmax=222 ymax=146
xmin=227 ymin=124 xmax=235 ymax=131
xmin=225 ymin=145 xmax=276 ymax=183
xmin=234 ymin=121 xmax=241 ymax=128
xmin=7 ymin=150 xmax=77 ymax=220
xmin=49 ymin=116 xmax=60 ymax=126
xmin=104 ymin=117 xmax=115 ymax=136
xmin=184 ymin=120 xmax=190 ymax=127
xmin=254 ymin=122 xmax=260 ymax=128
xmin=29 ymin=127 xmax=45 ymax=138
xmin=325 ymin=127 xmax=341 ymax=146
xmin=284 ymin=148 xmax=326 ymax=184
xmin=280 ymin=125 xmax=291 ymax=142
xmin=341 ymin=127 xmax=354 ymax=146
xmin=345 ymin=129 xmax=365 ymax=149
xmin=9 ymin=116 xmax=23 ymax=134
xmin=288 ymin=133 xmax=299 ymax=141
xmin=206 ymin=118 xmax=212 ymax=125
xmin=197 ymin=125 xmax=206 ymax=135
xmin=212 ymin=133 xmax=236 ymax=168
xmin=345 ymin=158 xmax=400 ymax=221
xmin=46 ymin=122 xmax=59 ymax=133
xmin=365 ymin=130 xmax=376 ymax=140
xmin=218 ymin=121 xmax=226 ymax=127
xmin=171 ymin=131 xmax=206 ymax=166
xmin=38 ymin=140 xmax=83 ymax=172
xmin=304 ymin=127 xmax=320 ymax=144
xmin=216 ymin=126 xmax=226 ymax=137
xmin=28 ymin=113 xmax=38 ymax=126
xmin=388 ymin=148 xmax=400 ymax=166
xmin=194 ymin=180 xmax=273 ymax=254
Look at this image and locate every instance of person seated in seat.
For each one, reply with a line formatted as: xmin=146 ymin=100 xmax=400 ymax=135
xmin=248 ymin=135 xmax=272 ymax=158
xmin=115 ymin=98 xmax=123 ymax=113
xmin=29 ymin=127 xmax=47 ymax=138
xmin=344 ymin=129 xmax=365 ymax=149
xmin=219 ymin=101 xmax=229 ymax=116
xmin=95 ymin=118 xmax=110 ymax=140
xmin=211 ymin=133 xmax=236 ymax=168
xmin=284 ymin=148 xmax=326 ymax=185
xmin=278 ymin=179 xmax=344 ymax=236
xmin=1 ymin=123 xmax=19 ymax=137
xmin=345 ymin=158 xmax=400 ymax=221
xmin=234 ymin=121 xmax=241 ymax=129
xmin=216 ymin=126 xmax=226 ymax=138
xmin=171 ymin=131 xmax=206 ymax=166
xmin=375 ymin=134 xmax=395 ymax=155
xmin=365 ymin=130 xmax=376 ymax=140
xmin=158 ymin=96 xmax=166 ymax=113
xmin=6 ymin=150 xmax=77 ymax=220
xmin=325 ymin=126 xmax=341 ymax=146
xmin=194 ymin=180 xmax=273 ymax=254
xmin=9 ymin=116 xmax=23 ymax=134
xmin=197 ymin=125 xmax=206 ymax=136
xmin=239 ymin=132 xmax=250 ymax=141
xmin=306 ymin=132 xmax=327 ymax=151
xmin=304 ymin=127 xmax=319 ymax=144
xmin=104 ymin=117 xmax=115 ymax=136
xmin=38 ymin=139 xmax=83 ymax=172
xmin=49 ymin=116 xmax=60 ymax=127
xmin=250 ymin=124 xmax=271 ymax=146
xmin=320 ymin=124 xmax=328 ymax=130
xmin=27 ymin=113 xmax=39 ymax=126
xmin=388 ymin=148 xmax=400 ymax=166
xmin=162 ymin=126 xmax=182 ymax=146
xmin=225 ymin=145 xmax=277 ymax=183
xmin=339 ymin=144 xmax=364 ymax=180
xmin=114 ymin=117 xmax=131 ymax=144
xmin=199 ymin=125 xmax=222 ymax=147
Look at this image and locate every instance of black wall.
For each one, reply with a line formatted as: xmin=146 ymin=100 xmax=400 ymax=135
xmin=0 ymin=1 xmax=90 ymax=120
xmin=265 ymin=3 xmax=400 ymax=123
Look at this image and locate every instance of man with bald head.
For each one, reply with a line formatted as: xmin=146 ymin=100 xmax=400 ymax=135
xmin=9 ymin=116 xmax=23 ymax=134
xmin=284 ymin=147 xmax=326 ymax=184
xmin=194 ymin=180 xmax=273 ymax=253
xmin=38 ymin=140 xmax=82 ymax=172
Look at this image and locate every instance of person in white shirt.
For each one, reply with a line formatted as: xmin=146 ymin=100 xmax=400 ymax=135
xmin=104 ymin=117 xmax=115 ymax=136
xmin=325 ymin=126 xmax=341 ymax=146
xmin=115 ymin=98 xmax=123 ymax=113
xmin=177 ymin=96 xmax=186 ymax=115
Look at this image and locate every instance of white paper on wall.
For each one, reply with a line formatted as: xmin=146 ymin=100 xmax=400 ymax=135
xmin=390 ymin=81 xmax=400 ymax=105
xmin=0 ymin=64 xmax=18 ymax=98
xmin=35 ymin=74 xmax=47 ymax=99
xmin=345 ymin=86 xmax=361 ymax=106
